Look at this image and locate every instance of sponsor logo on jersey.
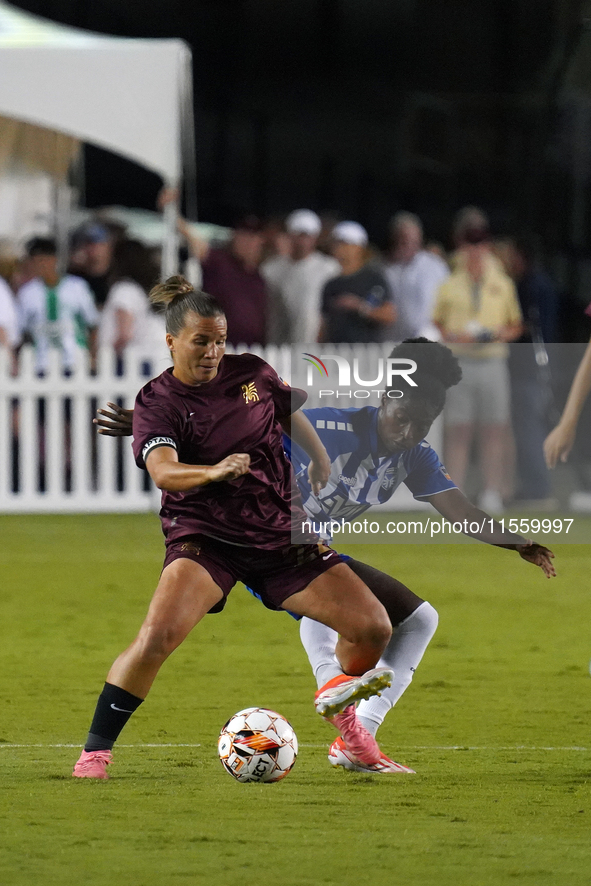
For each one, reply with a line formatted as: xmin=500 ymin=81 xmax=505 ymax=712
xmin=338 ymin=474 xmax=356 ymax=487
xmin=241 ymin=382 xmax=260 ymax=403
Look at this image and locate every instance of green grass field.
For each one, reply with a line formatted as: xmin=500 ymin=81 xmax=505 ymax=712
xmin=0 ymin=514 xmax=590 ymax=886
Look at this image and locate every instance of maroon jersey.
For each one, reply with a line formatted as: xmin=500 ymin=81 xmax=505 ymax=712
xmin=132 ymin=354 xmax=311 ymax=549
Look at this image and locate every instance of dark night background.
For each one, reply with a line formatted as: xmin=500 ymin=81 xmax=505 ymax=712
xmin=9 ymin=0 xmax=591 ymax=336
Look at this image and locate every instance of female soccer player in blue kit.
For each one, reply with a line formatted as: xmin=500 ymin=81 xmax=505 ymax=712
xmin=95 ymin=335 xmax=555 ymax=775
xmin=287 ymin=338 xmax=555 ymax=771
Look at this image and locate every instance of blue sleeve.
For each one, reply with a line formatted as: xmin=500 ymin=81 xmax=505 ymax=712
xmin=403 ymin=443 xmax=456 ymax=499
xmin=285 ymin=406 xmax=359 ymax=495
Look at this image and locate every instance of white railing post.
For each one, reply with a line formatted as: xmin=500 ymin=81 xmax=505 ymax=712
xmin=70 ymin=351 xmax=93 ymax=507
xmin=17 ymin=346 xmax=39 ymax=506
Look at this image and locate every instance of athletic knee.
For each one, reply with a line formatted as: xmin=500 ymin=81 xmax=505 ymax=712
xmin=372 ymin=619 xmax=393 ymax=651
xmin=135 ymin=622 xmax=184 ymax=662
xmin=357 ymin=606 xmax=392 ymax=650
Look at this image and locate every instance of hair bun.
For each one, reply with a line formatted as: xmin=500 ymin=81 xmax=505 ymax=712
xmin=149 ymin=275 xmax=195 ymax=306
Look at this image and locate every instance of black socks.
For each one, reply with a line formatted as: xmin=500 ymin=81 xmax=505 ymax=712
xmin=84 ymin=682 xmax=144 ymax=752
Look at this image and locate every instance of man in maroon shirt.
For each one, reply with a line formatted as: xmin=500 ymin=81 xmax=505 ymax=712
xmin=200 ymin=215 xmax=267 ymax=347
xmin=157 ymin=187 xmax=267 ymax=347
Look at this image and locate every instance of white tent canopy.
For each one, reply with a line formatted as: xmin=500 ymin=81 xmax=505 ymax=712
xmin=0 ymin=1 xmax=195 ymax=270
xmin=0 ymin=0 xmax=193 ymax=182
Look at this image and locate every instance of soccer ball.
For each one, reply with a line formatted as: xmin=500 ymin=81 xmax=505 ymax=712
xmin=218 ymin=707 xmax=298 ymax=783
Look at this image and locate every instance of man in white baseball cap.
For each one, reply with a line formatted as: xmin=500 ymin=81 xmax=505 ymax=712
xmin=286 ymin=209 xmax=322 ymax=238
xmin=318 ymin=221 xmax=396 ymax=343
xmin=331 ymin=220 xmax=369 ymax=246
xmin=262 ymin=209 xmax=340 ymax=343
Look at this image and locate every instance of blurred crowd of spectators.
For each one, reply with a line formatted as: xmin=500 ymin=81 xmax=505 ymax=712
xmin=1 ymin=201 xmax=585 ymax=361
xmin=1 ymin=199 xmax=590 ymax=509
xmin=0 ymin=219 xmax=168 ymax=376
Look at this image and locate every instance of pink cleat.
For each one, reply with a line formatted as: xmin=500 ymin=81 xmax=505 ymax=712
xmin=326 ymin=704 xmax=383 ymax=765
xmin=329 ymin=736 xmax=416 ymax=774
xmin=72 ymin=749 xmax=112 ymax=779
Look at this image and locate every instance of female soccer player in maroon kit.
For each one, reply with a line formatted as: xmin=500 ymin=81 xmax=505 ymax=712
xmin=73 ymin=276 xmax=394 ymax=778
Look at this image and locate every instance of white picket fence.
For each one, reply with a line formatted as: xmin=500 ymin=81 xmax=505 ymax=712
xmin=0 ymin=343 xmax=434 ymax=513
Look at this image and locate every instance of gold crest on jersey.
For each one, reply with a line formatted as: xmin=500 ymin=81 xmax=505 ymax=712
xmin=241 ymin=382 xmax=260 ymax=403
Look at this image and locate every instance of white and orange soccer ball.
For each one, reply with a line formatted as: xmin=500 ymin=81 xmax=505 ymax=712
xmin=218 ymin=707 xmax=298 ymax=783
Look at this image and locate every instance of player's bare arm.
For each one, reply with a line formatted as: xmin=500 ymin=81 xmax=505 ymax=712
xmin=426 ymin=487 xmax=556 ymax=578
xmin=97 ymin=403 xmax=329 ymax=493
xmin=544 ymin=336 xmax=591 ymax=468
xmin=94 ymin=402 xmax=133 ymax=436
xmin=157 ymin=186 xmax=211 ymax=262
xmin=280 ymin=410 xmax=330 ymax=496
xmin=145 ymin=445 xmax=250 ymax=491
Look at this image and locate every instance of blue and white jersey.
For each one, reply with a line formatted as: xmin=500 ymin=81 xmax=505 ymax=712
xmin=286 ymin=405 xmax=456 ymax=524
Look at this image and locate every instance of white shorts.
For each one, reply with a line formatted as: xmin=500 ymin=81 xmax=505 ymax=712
xmin=444 ymin=357 xmax=510 ymax=426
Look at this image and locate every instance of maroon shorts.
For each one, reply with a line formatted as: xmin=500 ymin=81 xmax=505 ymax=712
xmin=162 ymin=534 xmax=343 ymax=613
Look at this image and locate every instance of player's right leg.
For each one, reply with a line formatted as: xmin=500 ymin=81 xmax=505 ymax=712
xmin=73 ymin=558 xmax=223 ymax=779
xmin=106 ymin=558 xmax=223 ymax=697
xmin=284 ymin=562 xmax=393 ymax=766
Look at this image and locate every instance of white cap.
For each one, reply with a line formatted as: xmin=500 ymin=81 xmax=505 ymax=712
xmin=332 ymin=221 xmax=368 ymax=246
xmin=285 ymin=209 xmax=322 ymax=236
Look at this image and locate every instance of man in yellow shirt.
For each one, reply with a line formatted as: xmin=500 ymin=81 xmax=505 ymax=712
xmin=433 ymin=228 xmax=522 ymax=512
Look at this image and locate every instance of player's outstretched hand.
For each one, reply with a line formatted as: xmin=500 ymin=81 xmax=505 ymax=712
xmin=308 ymin=454 xmax=331 ymax=496
xmin=94 ymin=402 xmax=134 ymax=436
xmin=516 ymin=542 xmax=556 ymax=578
xmin=543 ymin=423 xmax=575 ymax=469
xmin=208 ymin=453 xmax=251 ymax=483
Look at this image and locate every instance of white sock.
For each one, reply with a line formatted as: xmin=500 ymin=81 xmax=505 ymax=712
xmin=299 ymin=617 xmax=342 ymax=689
xmin=357 ymin=601 xmax=439 ymax=735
